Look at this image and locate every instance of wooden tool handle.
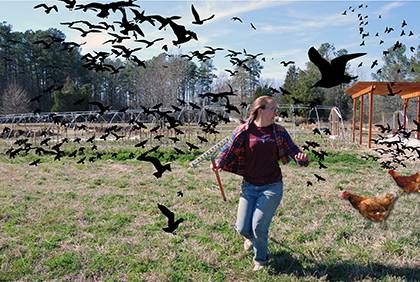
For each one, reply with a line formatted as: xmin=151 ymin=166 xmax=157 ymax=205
xmin=211 ymin=158 xmax=227 ymax=201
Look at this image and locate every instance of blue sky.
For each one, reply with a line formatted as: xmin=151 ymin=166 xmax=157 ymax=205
xmin=0 ymin=0 xmax=419 ymax=84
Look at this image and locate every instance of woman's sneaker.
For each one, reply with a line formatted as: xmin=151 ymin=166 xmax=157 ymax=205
xmin=243 ymin=239 xmax=253 ymax=252
xmin=253 ymin=260 xmax=267 ymax=271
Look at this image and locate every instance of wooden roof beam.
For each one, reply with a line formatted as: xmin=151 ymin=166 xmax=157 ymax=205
xmin=401 ymin=91 xmax=420 ymax=100
xmin=350 ymin=85 xmax=375 ymax=99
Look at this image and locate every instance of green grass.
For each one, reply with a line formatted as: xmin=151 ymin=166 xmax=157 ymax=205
xmin=0 ymin=134 xmax=419 ymax=281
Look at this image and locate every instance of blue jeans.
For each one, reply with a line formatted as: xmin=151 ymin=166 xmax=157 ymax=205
xmin=235 ymin=180 xmax=283 ymax=263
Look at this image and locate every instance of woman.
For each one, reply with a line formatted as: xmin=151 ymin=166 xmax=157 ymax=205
xmin=211 ymin=95 xmax=309 ymax=271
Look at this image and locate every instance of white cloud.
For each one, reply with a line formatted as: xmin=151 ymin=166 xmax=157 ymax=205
xmin=376 ymin=2 xmax=405 ymax=17
xmin=195 ymin=0 xmax=292 ymax=23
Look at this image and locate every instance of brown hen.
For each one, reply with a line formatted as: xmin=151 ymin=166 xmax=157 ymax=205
xmin=340 ymin=191 xmax=397 ymax=222
xmin=388 ymin=170 xmax=420 ymax=193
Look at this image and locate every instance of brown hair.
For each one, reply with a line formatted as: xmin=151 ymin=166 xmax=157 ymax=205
xmin=247 ymin=95 xmax=275 ymax=123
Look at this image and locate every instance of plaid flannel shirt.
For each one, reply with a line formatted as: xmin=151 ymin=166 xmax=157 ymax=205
xmin=214 ymin=121 xmax=308 ymax=176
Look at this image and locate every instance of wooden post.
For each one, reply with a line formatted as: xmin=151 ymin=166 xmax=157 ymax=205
xmin=403 ymin=99 xmax=408 ymax=129
xmin=359 ymin=95 xmax=364 ymax=145
xmin=352 ymin=98 xmax=357 ymax=143
xmin=368 ymin=92 xmax=373 ymax=148
xmin=418 ymin=96 xmax=420 ymax=139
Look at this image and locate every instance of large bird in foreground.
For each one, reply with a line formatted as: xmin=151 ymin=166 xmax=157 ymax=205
xmin=340 ymin=191 xmax=397 ymax=222
xmin=308 ymin=47 xmax=366 ymax=88
xmin=388 ymin=170 xmax=420 ymax=193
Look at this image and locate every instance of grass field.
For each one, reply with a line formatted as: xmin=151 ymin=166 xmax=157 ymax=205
xmin=0 ymin=128 xmax=419 ymax=281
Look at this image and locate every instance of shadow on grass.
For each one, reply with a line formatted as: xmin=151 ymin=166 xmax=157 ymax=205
xmin=268 ymin=241 xmax=419 ymax=281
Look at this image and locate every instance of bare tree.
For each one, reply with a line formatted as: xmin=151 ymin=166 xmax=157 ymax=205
xmin=1 ymin=81 xmax=30 ymax=114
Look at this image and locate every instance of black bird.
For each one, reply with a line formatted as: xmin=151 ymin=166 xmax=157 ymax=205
xmin=157 ymin=204 xmax=184 ymax=234
xmin=408 ymin=31 xmax=414 ymax=36
xmin=118 ymin=106 xmax=129 ymax=113
xmin=75 ymin=1 xmax=139 ymax=18
xmin=250 ymin=23 xmax=256 ymax=30
xmin=231 ymin=17 xmax=243 ymax=23
xmin=305 ymin=140 xmax=320 ymax=148
xmin=135 ymin=38 xmax=164 ymax=48
xmin=168 ymin=20 xmax=198 ymax=46
xmin=393 ymin=41 xmax=402 ymax=51
xmin=279 ymin=87 xmax=291 ymax=95
xmin=375 ymin=123 xmax=391 ymax=134
xmin=189 ymin=102 xmax=201 ymax=110
xmin=280 ymin=60 xmax=295 ymax=67
xmin=33 ymin=3 xmax=58 ymax=14
xmin=77 ymin=156 xmax=86 ymax=164
xmin=29 ymin=159 xmax=41 ymax=166
xmin=197 ymin=136 xmax=208 ymax=143
xmin=370 ymin=60 xmax=378 ymax=69
xmin=318 ymin=161 xmax=328 ymax=169
xmin=149 ymin=125 xmax=160 ymax=133
xmin=135 ymin=140 xmax=148 ymax=148
xmin=411 ymin=120 xmax=420 ymax=133
xmin=40 ymin=137 xmax=51 ymax=146
xmin=313 ymin=128 xmax=322 ymax=135
xmin=384 ymin=26 xmax=394 ymax=33
xmin=177 ymin=191 xmax=183 ymax=197
xmin=311 ymin=149 xmax=328 ymax=161
xmin=103 ymin=32 xmax=130 ymax=45
xmin=308 ymin=47 xmax=366 ymax=88
xmin=314 ymin=174 xmax=326 ymax=182
xmin=401 ymin=20 xmax=407 ymax=28
xmin=59 ymin=0 xmax=76 ymax=10
xmin=322 ymin=128 xmax=331 ymax=135
xmin=386 ymin=83 xmax=402 ymax=96
xmin=137 ymin=155 xmax=171 ymax=178
xmin=191 ymin=4 xmax=215 ymax=25
xmin=306 ymin=181 xmax=313 ymax=187
xmin=186 ymin=142 xmax=199 ymax=151
xmin=30 ymin=94 xmax=42 ymax=102
xmin=89 ymin=101 xmax=110 ymax=115
xmin=169 ymin=137 xmax=180 ymax=143
xmin=173 ymin=147 xmax=185 ymax=155
xmin=130 ymin=55 xmax=146 ymax=68
xmin=176 ymin=98 xmax=186 ymax=106
xmin=86 ymin=135 xmax=95 ymax=143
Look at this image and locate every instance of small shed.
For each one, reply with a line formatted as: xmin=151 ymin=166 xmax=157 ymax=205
xmin=345 ymin=81 xmax=420 ymax=148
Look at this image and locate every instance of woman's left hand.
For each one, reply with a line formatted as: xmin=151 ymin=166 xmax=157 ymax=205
xmin=295 ymin=152 xmax=308 ymax=163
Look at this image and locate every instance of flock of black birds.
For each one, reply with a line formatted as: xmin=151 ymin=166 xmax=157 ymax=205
xmin=2 ymin=0 xmax=419 ymax=234
xmin=341 ymin=4 xmax=419 ymax=75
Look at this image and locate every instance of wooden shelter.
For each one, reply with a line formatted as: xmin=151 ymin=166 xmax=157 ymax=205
xmin=345 ymin=82 xmax=420 ymax=148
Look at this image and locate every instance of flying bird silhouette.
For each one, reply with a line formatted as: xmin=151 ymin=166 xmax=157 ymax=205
xmin=231 ymin=17 xmax=243 ymax=23
xmin=280 ymin=60 xmax=295 ymax=67
xmin=308 ymin=47 xmax=366 ymax=88
xmin=191 ymin=4 xmax=215 ymax=25
xmin=137 ymin=155 xmax=171 ymax=178
xmin=33 ymin=3 xmax=58 ymax=14
xmin=157 ymin=204 xmax=184 ymax=234
xmin=88 ymin=101 xmax=110 ymax=115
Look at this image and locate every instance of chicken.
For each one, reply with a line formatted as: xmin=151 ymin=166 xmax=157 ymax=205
xmin=388 ymin=170 xmax=420 ymax=193
xmin=340 ymin=191 xmax=397 ymax=222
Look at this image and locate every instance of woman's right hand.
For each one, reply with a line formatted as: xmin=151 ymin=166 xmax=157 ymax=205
xmin=210 ymin=161 xmax=221 ymax=172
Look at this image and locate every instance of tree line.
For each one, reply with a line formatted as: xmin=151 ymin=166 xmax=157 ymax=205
xmin=1 ymin=22 xmax=419 ymax=122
